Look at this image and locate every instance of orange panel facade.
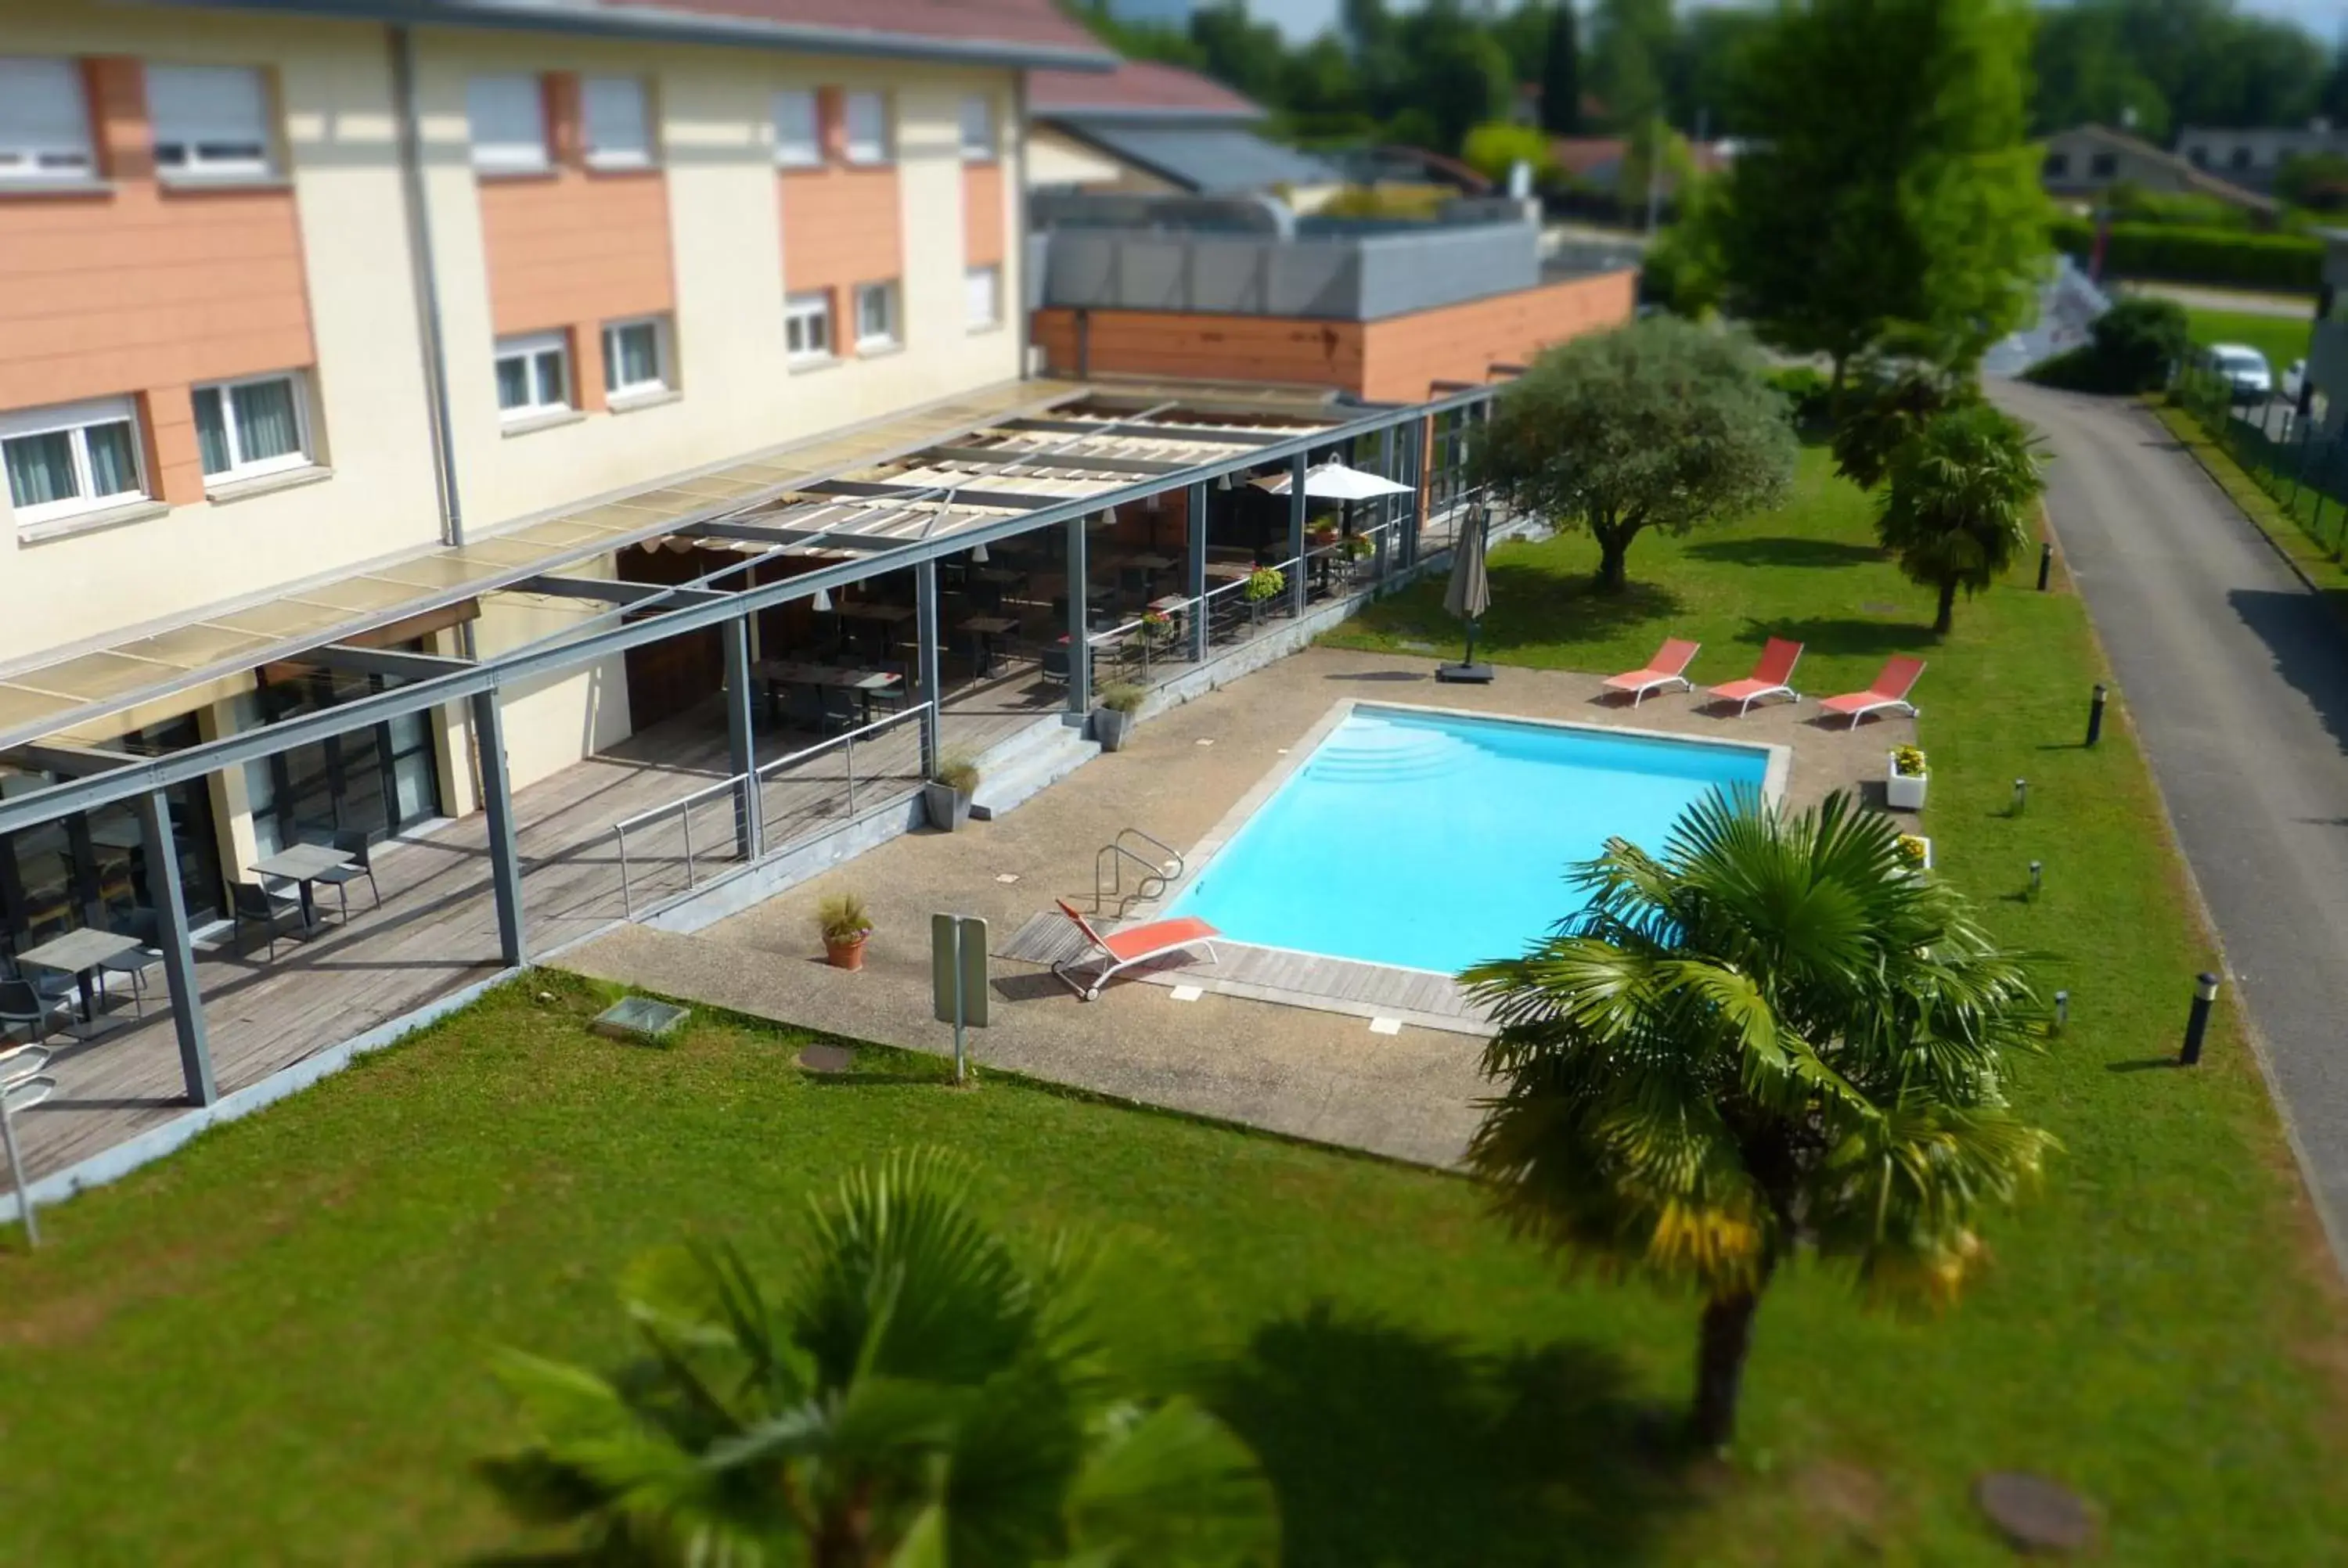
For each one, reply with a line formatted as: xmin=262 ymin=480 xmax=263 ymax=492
xmin=0 ymin=58 xmax=316 ymax=505
xmin=1034 ymin=270 xmax=1636 ymax=402
xmin=778 ymin=88 xmax=904 ymax=357
xmin=963 ymin=160 xmax=1004 ymax=267
xmin=475 ymin=73 xmax=677 ymax=409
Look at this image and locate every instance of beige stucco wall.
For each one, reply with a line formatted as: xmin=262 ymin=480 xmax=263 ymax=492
xmin=1 ymin=0 xmax=1028 ymax=807
xmin=1026 ymin=122 xmax=1169 ymax=192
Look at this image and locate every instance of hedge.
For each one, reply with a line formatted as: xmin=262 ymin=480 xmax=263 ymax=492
xmin=2048 ymin=216 xmax=2323 ymax=292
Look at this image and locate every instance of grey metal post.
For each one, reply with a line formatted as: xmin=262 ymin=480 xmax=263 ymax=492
xmin=132 ymin=789 xmax=214 ymax=1106
xmin=1407 ymin=415 xmax=1431 ymax=567
xmin=1187 ymin=481 xmax=1208 ymax=662
xmin=1065 ymin=511 xmax=1091 ymax=715
xmin=914 ymin=558 xmax=942 ymax=777
xmin=1287 ymin=448 xmax=1308 ymax=619
xmin=721 ymin=615 xmax=758 ymax=861
xmin=470 ymin=690 xmax=526 ymax=966
xmin=1374 ymin=424 xmax=1396 ymax=588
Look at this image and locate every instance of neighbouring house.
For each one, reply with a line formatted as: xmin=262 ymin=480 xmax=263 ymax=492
xmin=1025 ymin=57 xmax=1341 ymax=204
xmin=1029 ymin=190 xmax=1637 ymax=402
xmin=2038 ymin=124 xmax=2277 ymax=218
xmin=2177 ymin=120 xmax=2348 ymax=194
xmin=1547 ymin=133 xmax=1734 ymax=208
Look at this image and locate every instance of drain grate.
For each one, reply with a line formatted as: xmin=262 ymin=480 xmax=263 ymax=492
xmin=592 ymin=995 xmax=690 ymax=1045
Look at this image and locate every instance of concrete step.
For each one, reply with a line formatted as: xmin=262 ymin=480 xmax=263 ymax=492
xmin=969 ymin=718 xmax=1099 ymax=821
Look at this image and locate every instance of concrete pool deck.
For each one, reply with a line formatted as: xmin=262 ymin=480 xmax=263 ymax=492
xmin=556 ymin=645 xmax=1914 ymax=1168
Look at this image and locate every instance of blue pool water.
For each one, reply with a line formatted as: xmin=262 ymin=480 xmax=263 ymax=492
xmin=1165 ymin=707 xmax=1770 ymax=974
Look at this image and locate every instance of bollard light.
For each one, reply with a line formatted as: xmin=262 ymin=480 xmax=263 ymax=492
xmin=2012 ymin=777 xmax=2028 ymax=815
xmin=2037 ymin=541 xmax=2054 ymax=592
xmin=2181 ymin=972 xmax=2220 ymax=1065
xmin=2029 ymin=860 xmax=2043 ymax=897
xmin=2086 ymin=684 xmax=2108 ymax=747
xmin=2054 ymin=989 xmax=2070 ymax=1032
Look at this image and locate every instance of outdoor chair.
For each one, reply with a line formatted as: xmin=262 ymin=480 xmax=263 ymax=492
xmin=1051 ymin=900 xmax=1221 ymax=1002
xmin=819 ymin=685 xmax=859 ymax=732
xmin=783 ymin=682 xmax=826 ymax=732
xmin=231 ymin=880 xmax=304 ymax=961
xmin=2 ymin=951 xmax=77 ymax=1013
xmin=1039 ymin=645 xmax=1071 ymax=685
xmin=310 ymin=830 xmax=381 ymax=920
xmin=0 ymin=978 xmax=69 ymax=1046
xmin=98 ymin=908 xmax=164 ymax=1016
xmin=1819 ymin=656 xmax=1927 ymax=727
xmin=1706 ymin=638 xmax=1805 ymax=716
xmin=1602 ymin=638 xmax=1702 ymax=706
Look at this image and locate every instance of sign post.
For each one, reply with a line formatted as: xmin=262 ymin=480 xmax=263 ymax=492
xmin=931 ymin=913 xmax=989 ymax=1084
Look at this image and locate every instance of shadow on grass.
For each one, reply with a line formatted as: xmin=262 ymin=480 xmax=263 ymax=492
xmin=1758 ymin=616 xmax=1936 ymax=660
xmin=1687 ymin=536 xmax=1884 ymax=570
xmin=1212 ymin=1305 xmax=1687 ymax=1566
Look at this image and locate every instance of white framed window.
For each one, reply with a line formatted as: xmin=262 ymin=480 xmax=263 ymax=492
xmin=783 ymin=290 xmax=833 ymax=363
xmin=148 ymin=64 xmax=273 ymax=178
xmin=964 ymin=264 xmax=1001 ymax=330
xmin=842 ymin=91 xmax=889 ymax=165
xmin=467 ymin=74 xmax=548 ymax=173
xmin=853 ymin=280 xmax=899 ymax=350
xmin=0 ymin=58 xmax=95 ymax=181
xmin=193 ymin=372 xmax=309 ymax=482
xmin=495 ymin=332 xmax=571 ymax=421
xmin=582 ymin=74 xmax=653 ymax=170
xmin=602 ymin=315 xmax=671 ymax=398
xmin=959 ymin=94 xmax=996 ymax=162
xmin=772 ymin=88 xmax=821 ymax=167
xmin=2 ymin=397 xmax=148 ymax=527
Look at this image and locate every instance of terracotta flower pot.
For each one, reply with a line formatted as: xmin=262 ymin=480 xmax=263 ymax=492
xmin=823 ymin=933 xmax=870 ymax=971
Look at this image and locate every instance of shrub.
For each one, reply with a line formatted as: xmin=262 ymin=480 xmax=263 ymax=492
xmin=933 ymin=750 xmax=981 ymax=794
xmin=1244 ymin=566 xmax=1286 ymax=602
xmin=1097 ymin=682 xmax=1147 ymax=714
xmin=2091 ymin=295 xmax=2191 ymax=390
xmin=1766 ymin=365 xmax=1834 ymax=428
xmin=2048 ymin=217 xmax=2322 ymax=292
xmin=1461 ymin=122 xmax=1554 ymax=185
xmin=816 ymin=892 xmax=871 ymax=942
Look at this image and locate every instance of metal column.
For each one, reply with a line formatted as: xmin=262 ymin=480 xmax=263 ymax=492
xmin=722 ymin=616 xmax=759 ymax=861
xmin=470 ymin=690 xmax=526 ymax=966
xmin=1374 ymin=425 xmax=1395 ymax=590
xmin=1065 ymin=511 xmax=1091 ymax=715
xmin=133 ymin=790 xmax=214 ymax=1106
xmin=1286 ymin=448 xmax=1308 ymax=620
xmin=1186 ymin=481 xmax=1208 ymax=663
xmin=915 ymin=559 xmax=942 ymax=777
xmin=1407 ymin=415 xmax=1431 ymax=567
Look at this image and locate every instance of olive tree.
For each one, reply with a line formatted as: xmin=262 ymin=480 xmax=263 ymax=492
xmin=1474 ymin=317 xmax=1798 ymax=593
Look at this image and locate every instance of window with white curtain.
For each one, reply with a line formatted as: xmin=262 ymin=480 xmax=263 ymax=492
xmin=467 ymin=74 xmax=548 ymax=172
xmin=0 ymin=58 xmax=95 ymax=180
xmin=602 ymin=316 xmax=671 ymax=398
xmin=147 ymin=64 xmax=274 ymax=176
xmin=843 ymin=91 xmax=888 ymax=164
xmin=772 ymin=88 xmax=821 ymax=167
xmin=582 ymin=75 xmax=653 ymax=169
xmin=964 ymin=264 xmax=1001 ymax=330
xmin=853 ymin=281 xmax=899 ymax=349
xmin=959 ymin=95 xmax=995 ymax=161
xmin=784 ymin=291 xmax=833 ymax=363
xmin=495 ymin=332 xmax=571 ymax=421
xmin=192 ymin=372 xmax=309 ymax=482
xmin=2 ymin=397 xmax=148 ymax=527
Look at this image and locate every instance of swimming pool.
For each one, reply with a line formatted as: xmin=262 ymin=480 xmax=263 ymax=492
xmin=1165 ymin=705 xmax=1777 ymax=975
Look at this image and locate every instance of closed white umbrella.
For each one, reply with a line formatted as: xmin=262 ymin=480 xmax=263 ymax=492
xmin=1249 ymin=460 xmax=1417 ymax=501
xmin=1437 ymin=507 xmax=1494 ymax=685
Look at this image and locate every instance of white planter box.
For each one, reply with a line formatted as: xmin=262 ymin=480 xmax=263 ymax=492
xmin=1897 ymin=834 xmax=1934 ymax=876
xmin=1885 ymin=752 xmax=1929 ymax=811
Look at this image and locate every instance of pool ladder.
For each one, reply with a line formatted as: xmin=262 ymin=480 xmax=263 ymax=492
xmin=1095 ymin=827 xmax=1184 ymax=915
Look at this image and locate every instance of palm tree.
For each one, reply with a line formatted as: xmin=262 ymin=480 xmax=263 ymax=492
xmin=1874 ymin=401 xmax=2046 ymax=635
xmin=1461 ymin=790 xmax=2056 ymax=1451
xmin=478 ymin=1150 xmax=1277 ymax=1566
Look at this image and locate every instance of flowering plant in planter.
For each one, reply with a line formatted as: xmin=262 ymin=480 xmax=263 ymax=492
xmin=1343 ymin=534 xmax=1376 ymax=560
xmin=1895 ymin=833 xmax=1934 ymax=874
xmin=1244 ymin=566 xmax=1286 ymax=602
xmin=1885 ymin=746 xmax=1929 ymax=811
xmin=816 ymin=892 xmax=873 ymax=970
xmin=1892 ymin=746 xmax=1928 ymax=778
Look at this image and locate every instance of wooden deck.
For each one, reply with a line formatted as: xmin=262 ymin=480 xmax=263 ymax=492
xmin=5 ymin=672 xmax=1065 ymax=1190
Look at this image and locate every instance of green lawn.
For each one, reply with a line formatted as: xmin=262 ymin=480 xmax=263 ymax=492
xmin=4 ymin=451 xmax=2346 ymax=1564
xmin=2184 ymin=304 xmax=2314 ymax=374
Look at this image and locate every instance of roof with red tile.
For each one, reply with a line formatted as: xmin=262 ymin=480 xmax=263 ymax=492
xmin=1028 ymin=58 xmax=1264 ymax=121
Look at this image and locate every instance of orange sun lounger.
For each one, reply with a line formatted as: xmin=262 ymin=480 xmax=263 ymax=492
xmin=1706 ymin=637 xmax=1804 ymax=716
xmin=1818 ymin=655 xmax=1926 ymax=727
xmin=1053 ymin=900 xmax=1221 ymax=1001
xmin=1602 ymin=638 xmax=1701 ymax=705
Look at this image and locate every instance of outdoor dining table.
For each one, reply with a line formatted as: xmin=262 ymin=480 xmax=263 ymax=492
xmin=250 ymin=843 xmax=356 ymax=932
xmin=755 ymin=660 xmax=902 ymax=725
xmin=17 ymin=926 xmax=144 ymax=1029
xmin=832 ymin=600 xmax=916 ymax=657
xmin=957 ymin=615 xmax=1021 ymax=678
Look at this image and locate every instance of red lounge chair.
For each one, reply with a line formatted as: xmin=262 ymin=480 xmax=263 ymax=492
xmin=1602 ymin=638 xmax=1701 ymax=706
xmin=1819 ymin=655 xmax=1926 ymax=727
xmin=1053 ymin=900 xmax=1220 ymax=1001
xmin=1707 ymin=638 xmax=1805 ymax=716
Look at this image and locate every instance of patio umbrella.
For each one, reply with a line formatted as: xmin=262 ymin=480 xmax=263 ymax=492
xmin=1437 ymin=506 xmax=1494 ymax=685
xmin=1249 ymin=460 xmax=1417 ymax=501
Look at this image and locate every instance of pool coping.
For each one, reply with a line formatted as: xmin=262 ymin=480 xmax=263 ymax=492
xmin=1140 ymin=698 xmax=1792 ymax=1027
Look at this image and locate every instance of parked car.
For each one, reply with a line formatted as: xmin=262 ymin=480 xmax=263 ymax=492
xmin=2204 ymin=343 xmax=2274 ymax=405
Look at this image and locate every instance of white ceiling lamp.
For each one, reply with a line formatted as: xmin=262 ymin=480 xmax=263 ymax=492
xmin=971 ymin=541 xmax=989 ymax=563
xmin=812 ymin=585 xmax=834 ymax=613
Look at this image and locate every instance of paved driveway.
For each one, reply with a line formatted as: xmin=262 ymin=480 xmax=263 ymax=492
xmin=1996 ymin=379 xmax=2348 ymax=1259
